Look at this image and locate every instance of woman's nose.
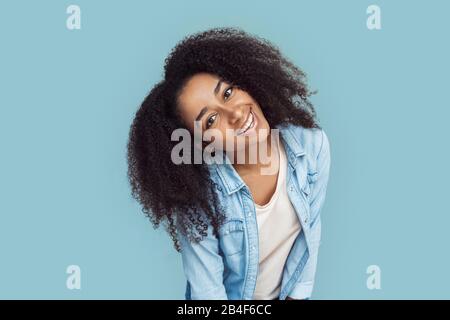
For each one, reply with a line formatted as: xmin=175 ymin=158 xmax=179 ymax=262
xmin=226 ymin=104 xmax=245 ymax=125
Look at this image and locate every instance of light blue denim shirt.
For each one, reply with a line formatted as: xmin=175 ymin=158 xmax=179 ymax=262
xmin=179 ymin=123 xmax=331 ymax=300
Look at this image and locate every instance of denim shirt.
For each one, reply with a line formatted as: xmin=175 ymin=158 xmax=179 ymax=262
xmin=179 ymin=123 xmax=331 ymax=300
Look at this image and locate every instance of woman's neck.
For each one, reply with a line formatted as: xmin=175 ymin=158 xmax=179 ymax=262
xmin=232 ymin=133 xmax=278 ymax=177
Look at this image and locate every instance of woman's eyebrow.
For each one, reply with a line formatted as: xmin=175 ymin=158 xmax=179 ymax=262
xmin=214 ymin=79 xmax=223 ymax=96
xmin=195 ymin=106 xmax=208 ymax=121
xmin=195 ymin=79 xmax=223 ymax=121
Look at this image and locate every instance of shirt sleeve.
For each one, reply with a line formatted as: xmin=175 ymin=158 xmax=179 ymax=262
xmin=178 ymin=221 xmax=228 ymax=300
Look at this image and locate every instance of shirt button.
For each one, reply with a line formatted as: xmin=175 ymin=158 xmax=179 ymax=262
xmin=304 ymin=217 xmax=308 ymax=223
xmin=290 ymin=186 xmax=294 ymax=192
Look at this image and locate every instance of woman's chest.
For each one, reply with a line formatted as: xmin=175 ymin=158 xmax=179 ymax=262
xmin=241 ymin=173 xmax=278 ymax=207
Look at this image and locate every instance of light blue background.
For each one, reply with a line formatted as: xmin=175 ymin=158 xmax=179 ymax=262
xmin=1 ymin=0 xmax=449 ymax=299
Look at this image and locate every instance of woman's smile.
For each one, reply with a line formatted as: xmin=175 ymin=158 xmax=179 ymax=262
xmin=236 ymin=108 xmax=258 ymax=136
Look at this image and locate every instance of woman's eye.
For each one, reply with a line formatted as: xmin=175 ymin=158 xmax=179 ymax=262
xmin=206 ymin=114 xmax=217 ymax=129
xmin=224 ymin=86 xmax=233 ymax=100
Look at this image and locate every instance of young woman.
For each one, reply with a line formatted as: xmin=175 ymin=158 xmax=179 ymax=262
xmin=127 ymin=27 xmax=331 ymax=300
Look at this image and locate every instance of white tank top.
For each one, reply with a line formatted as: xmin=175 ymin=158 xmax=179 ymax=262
xmin=253 ymin=137 xmax=301 ymax=300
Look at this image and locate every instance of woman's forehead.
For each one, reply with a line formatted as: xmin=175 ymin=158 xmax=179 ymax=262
xmin=178 ymin=73 xmax=222 ymax=110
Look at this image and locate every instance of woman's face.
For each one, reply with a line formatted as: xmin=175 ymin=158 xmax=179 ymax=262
xmin=177 ymin=72 xmax=271 ymax=155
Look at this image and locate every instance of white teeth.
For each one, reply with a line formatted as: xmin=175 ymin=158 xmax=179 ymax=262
xmin=238 ymin=111 xmax=254 ymax=135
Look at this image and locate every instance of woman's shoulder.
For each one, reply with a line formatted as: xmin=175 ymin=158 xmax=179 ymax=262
xmin=279 ymin=123 xmax=330 ymax=161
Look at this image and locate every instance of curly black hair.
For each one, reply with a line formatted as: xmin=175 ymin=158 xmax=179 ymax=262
xmin=127 ymin=27 xmax=320 ymax=252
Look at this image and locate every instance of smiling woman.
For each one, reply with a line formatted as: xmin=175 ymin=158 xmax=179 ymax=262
xmin=127 ymin=27 xmax=330 ymax=300
xmin=177 ymin=72 xmax=272 ymax=162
